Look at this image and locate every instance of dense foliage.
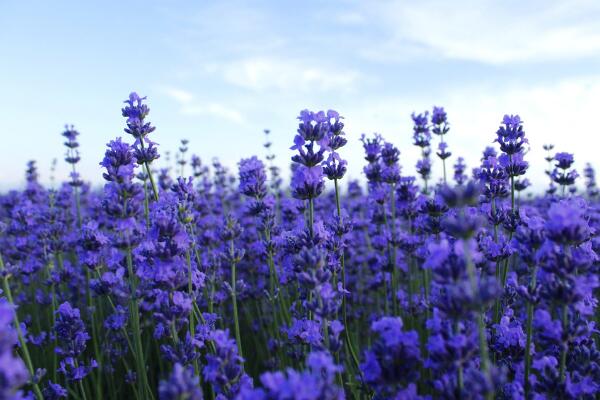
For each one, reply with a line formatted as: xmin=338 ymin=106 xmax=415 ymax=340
xmin=1 ymin=93 xmax=599 ymax=399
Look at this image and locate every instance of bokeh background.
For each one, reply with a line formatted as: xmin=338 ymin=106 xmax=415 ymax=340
xmin=2 ymin=0 xmax=600 ymax=191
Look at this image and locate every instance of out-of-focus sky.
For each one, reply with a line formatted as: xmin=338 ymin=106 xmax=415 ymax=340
xmin=2 ymin=0 xmax=600 ymax=191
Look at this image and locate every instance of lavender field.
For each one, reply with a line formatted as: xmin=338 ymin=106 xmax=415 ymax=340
xmin=1 ymin=91 xmax=598 ymax=400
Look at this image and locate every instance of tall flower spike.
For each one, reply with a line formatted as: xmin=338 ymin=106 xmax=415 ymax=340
xmin=322 ymin=110 xmax=348 ymax=181
xmin=62 ymin=124 xmax=83 ymax=226
xmin=238 ymin=156 xmax=268 ymax=200
xmin=290 ymin=109 xmax=328 ymax=201
xmin=122 ymin=92 xmax=160 ymax=200
xmin=495 ymin=114 xmax=527 ymax=155
xmin=551 ymin=152 xmax=579 ymax=195
xmin=412 ymin=111 xmax=432 ymax=193
xmin=54 ymin=302 xmax=97 ymax=382
xmin=412 ymin=111 xmax=431 ymax=148
xmin=583 ymin=163 xmax=598 ymax=198
xmin=432 ymin=106 xmax=451 ymax=182
xmin=454 ymin=157 xmax=467 ymax=186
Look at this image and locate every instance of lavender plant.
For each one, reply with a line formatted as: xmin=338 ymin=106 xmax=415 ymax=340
xmin=1 ymin=94 xmax=599 ymax=400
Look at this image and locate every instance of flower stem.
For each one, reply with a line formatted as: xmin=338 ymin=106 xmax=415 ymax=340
xmin=559 ymin=304 xmax=568 ymax=383
xmin=389 ymin=184 xmax=399 ymax=316
xmin=333 ymin=178 xmax=363 ymax=384
xmin=441 ymin=134 xmax=447 ymax=184
xmin=69 ymin=149 xmax=82 ymax=227
xmin=1 ymin=254 xmax=44 ymax=400
xmin=523 ymin=265 xmax=538 ymax=397
xmin=125 ymin=248 xmax=153 ymax=400
xmin=138 ymin=138 xmax=159 ymax=201
xmin=463 ymin=240 xmax=493 ymax=400
xmin=230 ymin=240 xmax=244 ymax=359
xmin=307 ymin=198 xmax=315 ymax=321
xmin=453 ymin=321 xmax=464 ymax=395
xmin=74 ymin=360 xmax=89 ymax=400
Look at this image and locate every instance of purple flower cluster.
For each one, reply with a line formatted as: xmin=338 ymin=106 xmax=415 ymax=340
xmin=1 ymin=94 xmax=599 ymax=400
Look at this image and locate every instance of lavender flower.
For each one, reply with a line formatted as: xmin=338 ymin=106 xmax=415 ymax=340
xmin=54 ymin=302 xmax=97 ymax=381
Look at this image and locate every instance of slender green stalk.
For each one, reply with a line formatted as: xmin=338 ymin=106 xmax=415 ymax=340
xmin=559 ymin=304 xmax=568 ymax=383
xmin=263 ymin=226 xmax=290 ymax=327
xmin=74 ymin=185 xmax=82 ymax=227
xmin=185 ymin=250 xmax=201 ymax=375
xmin=504 ymin=162 xmax=516 ymax=288
xmin=440 ymin=134 xmax=447 ymax=184
xmin=381 ymin=203 xmax=398 ymax=319
xmin=307 ymin=197 xmax=315 ymax=321
xmin=389 ymin=184 xmax=399 ymax=316
xmin=1 ymin=254 xmax=44 ymax=400
xmin=523 ymin=265 xmax=538 ymax=397
xmin=125 ymin=248 xmax=153 ymax=400
xmin=142 ymin=177 xmax=150 ymax=228
xmin=463 ymin=240 xmax=492 ymax=400
xmin=308 ymin=198 xmax=315 ymax=237
xmin=491 ymin=197 xmax=503 ymax=325
xmin=230 ymin=240 xmax=244 ymax=359
xmin=47 ymin=256 xmax=60 ymax=382
xmin=85 ymin=267 xmax=102 ymax=399
xmin=74 ymin=360 xmax=89 ymax=400
xmin=454 ymin=321 xmax=464 ymax=395
xmin=69 ymin=148 xmax=82 ymax=227
xmin=138 ymin=138 xmax=159 ymax=201
xmin=186 ymin=250 xmax=195 ymax=337
xmin=333 ymin=178 xmax=362 ymax=379
xmin=510 ymin=154 xmax=515 ymax=210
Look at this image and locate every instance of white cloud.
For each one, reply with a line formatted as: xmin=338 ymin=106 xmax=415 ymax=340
xmin=181 ymin=103 xmax=245 ymax=123
xmin=162 ymin=86 xmax=245 ymax=123
xmin=219 ymin=57 xmax=361 ymax=92
xmin=354 ymin=0 xmax=600 ymax=64
xmin=163 ymin=87 xmax=194 ymax=104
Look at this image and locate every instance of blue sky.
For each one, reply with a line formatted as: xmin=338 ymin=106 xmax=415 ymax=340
xmin=2 ymin=0 xmax=600 ymax=191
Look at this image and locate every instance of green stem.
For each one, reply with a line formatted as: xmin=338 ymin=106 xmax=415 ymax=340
xmin=463 ymin=240 xmax=492 ymax=400
xmin=333 ymin=178 xmax=362 ymax=381
xmin=139 ymin=138 xmax=159 ymax=201
xmin=523 ymin=265 xmax=538 ymax=397
xmin=441 ymin=134 xmax=447 ymax=184
xmin=186 ymin=251 xmax=195 ymax=337
xmin=510 ymin=154 xmax=515 ymax=211
xmin=74 ymin=360 xmax=89 ymax=400
xmin=390 ymin=184 xmax=399 ymax=316
xmin=454 ymin=321 xmax=464 ymax=395
xmin=307 ymin=198 xmax=315 ymax=321
xmin=230 ymin=240 xmax=244 ymax=359
xmin=308 ymin=198 xmax=314 ymax=238
xmin=1 ymin=258 xmax=44 ymax=400
xmin=142 ymin=178 xmax=150 ymax=228
xmin=86 ymin=268 xmax=102 ymax=399
xmin=559 ymin=304 xmax=568 ymax=383
xmin=185 ymin=250 xmax=200 ymax=375
xmin=125 ymin=248 xmax=153 ymax=400
xmin=69 ymin=150 xmax=82 ymax=227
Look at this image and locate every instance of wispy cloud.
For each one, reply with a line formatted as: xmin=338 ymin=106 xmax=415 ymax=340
xmin=218 ymin=57 xmax=362 ymax=92
xmin=163 ymin=87 xmax=194 ymax=104
xmin=161 ymin=86 xmax=245 ymax=124
xmin=353 ymin=0 xmax=600 ymax=64
xmin=181 ymin=103 xmax=245 ymax=123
